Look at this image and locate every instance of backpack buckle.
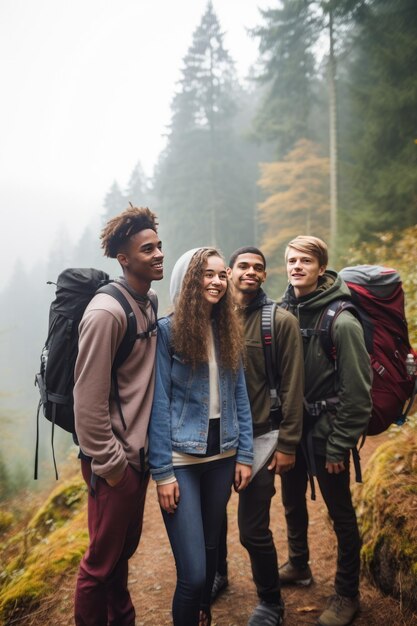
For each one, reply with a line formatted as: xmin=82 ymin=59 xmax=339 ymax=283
xmin=306 ymin=398 xmax=339 ymax=417
xmin=306 ymin=400 xmax=327 ymax=417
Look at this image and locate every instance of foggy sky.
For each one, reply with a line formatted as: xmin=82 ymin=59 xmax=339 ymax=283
xmin=0 ymin=0 xmax=270 ymax=290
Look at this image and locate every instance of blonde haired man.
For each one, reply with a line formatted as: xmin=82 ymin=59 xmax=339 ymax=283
xmin=279 ymin=235 xmax=371 ymax=626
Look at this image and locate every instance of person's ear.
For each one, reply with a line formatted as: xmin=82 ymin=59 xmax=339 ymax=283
xmin=117 ymin=252 xmax=129 ymax=269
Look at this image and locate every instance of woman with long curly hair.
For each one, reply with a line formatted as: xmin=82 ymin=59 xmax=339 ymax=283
xmin=148 ymin=247 xmax=253 ymax=626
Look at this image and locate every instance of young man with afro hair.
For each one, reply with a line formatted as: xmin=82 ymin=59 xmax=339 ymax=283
xmin=73 ymin=206 xmax=163 ymax=626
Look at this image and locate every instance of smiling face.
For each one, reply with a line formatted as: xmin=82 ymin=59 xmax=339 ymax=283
xmin=202 ymin=255 xmax=228 ymax=311
xmin=286 ymin=246 xmax=326 ymax=298
xmin=227 ymin=252 xmax=266 ymax=303
xmin=117 ymin=228 xmax=164 ymax=294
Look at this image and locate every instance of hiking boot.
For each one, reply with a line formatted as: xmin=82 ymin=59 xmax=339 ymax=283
xmin=210 ymin=572 xmax=228 ymax=602
xmin=247 ymin=600 xmax=284 ymax=626
xmin=317 ymin=594 xmax=360 ymax=626
xmin=279 ymin=560 xmax=313 ymax=586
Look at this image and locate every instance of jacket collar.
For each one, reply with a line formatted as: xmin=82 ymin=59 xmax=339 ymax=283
xmin=237 ymin=287 xmax=271 ymax=316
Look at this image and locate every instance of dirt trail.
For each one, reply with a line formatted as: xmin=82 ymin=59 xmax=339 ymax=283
xmin=130 ymin=433 xmax=417 ymax=626
xmin=22 ymin=433 xmax=417 ymax=626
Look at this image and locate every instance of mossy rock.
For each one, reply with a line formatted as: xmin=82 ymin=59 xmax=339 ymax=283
xmin=27 ymin=476 xmax=87 ymax=544
xmin=0 ymin=509 xmax=88 ymax=623
xmin=354 ymin=426 xmax=417 ymax=610
xmin=0 ymin=478 xmax=88 ymax=624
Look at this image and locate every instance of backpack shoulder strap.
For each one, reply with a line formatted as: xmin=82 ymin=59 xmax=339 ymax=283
xmin=97 ymin=283 xmax=137 ymax=367
xmin=95 ymin=283 xmax=137 ymax=430
xmin=317 ymin=299 xmax=359 ymax=362
xmin=261 ymin=301 xmax=280 ymax=412
xmin=148 ymin=291 xmax=158 ymax=318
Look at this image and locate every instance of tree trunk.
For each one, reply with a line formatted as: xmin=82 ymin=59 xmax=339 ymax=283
xmin=328 ymin=8 xmax=338 ymax=262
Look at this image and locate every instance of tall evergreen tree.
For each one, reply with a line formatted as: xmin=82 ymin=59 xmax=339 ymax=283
xmin=103 ymin=181 xmax=126 ymax=222
xmin=125 ymin=161 xmax=151 ymax=207
xmin=45 ymin=227 xmax=73 ymax=280
xmin=343 ymin=0 xmax=417 ymax=238
xmin=251 ymin=0 xmax=318 ymax=158
xmin=319 ymin=0 xmax=369 ymax=254
xmin=0 ymin=261 xmax=49 ymax=408
xmin=72 ymin=225 xmax=111 ymax=271
xmin=154 ymin=1 xmax=259 ymax=290
xmin=252 ymin=0 xmax=364 ymax=256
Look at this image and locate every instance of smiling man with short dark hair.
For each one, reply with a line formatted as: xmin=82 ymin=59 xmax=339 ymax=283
xmin=213 ymin=246 xmax=304 ymax=626
xmin=73 ymin=206 xmax=163 ymax=626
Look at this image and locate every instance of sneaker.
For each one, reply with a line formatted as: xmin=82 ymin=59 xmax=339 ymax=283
xmin=210 ymin=572 xmax=228 ymax=602
xmin=279 ymin=560 xmax=313 ymax=586
xmin=318 ymin=594 xmax=360 ymax=626
xmin=247 ymin=600 xmax=284 ymax=626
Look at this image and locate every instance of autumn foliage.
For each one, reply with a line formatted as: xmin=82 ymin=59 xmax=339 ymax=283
xmin=257 ymin=139 xmax=330 ymax=290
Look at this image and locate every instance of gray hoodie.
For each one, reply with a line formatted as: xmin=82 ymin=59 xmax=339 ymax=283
xmin=169 ymin=247 xmax=203 ymax=306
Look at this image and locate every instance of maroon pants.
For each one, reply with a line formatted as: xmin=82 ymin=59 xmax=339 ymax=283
xmin=74 ymin=460 xmax=149 ymax=626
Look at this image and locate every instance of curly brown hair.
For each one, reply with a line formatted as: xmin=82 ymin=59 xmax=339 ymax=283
xmin=172 ymin=248 xmax=244 ymax=371
xmin=100 ymin=205 xmax=158 ymax=258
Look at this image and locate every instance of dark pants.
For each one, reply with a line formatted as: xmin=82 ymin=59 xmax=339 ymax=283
xmin=280 ymin=448 xmax=361 ymax=598
xmin=217 ymin=514 xmax=228 ymax=576
xmin=74 ymin=460 xmax=149 ymax=626
xmin=238 ymin=461 xmax=283 ymax=606
xmin=162 ymin=456 xmax=235 ymax=626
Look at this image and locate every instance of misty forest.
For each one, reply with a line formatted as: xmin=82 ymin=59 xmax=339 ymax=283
xmin=1 ymin=0 xmax=417 ymax=624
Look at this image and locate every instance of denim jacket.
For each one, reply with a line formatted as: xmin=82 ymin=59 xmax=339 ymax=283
xmin=148 ymin=316 xmax=254 ymax=482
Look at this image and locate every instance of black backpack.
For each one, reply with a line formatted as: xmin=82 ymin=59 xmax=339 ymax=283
xmin=34 ymin=267 xmax=157 ymax=479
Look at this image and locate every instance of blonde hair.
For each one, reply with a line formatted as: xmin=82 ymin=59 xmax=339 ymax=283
xmin=285 ymin=235 xmax=328 ymax=267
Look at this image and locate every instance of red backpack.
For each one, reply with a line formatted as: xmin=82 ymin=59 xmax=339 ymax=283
xmin=318 ymin=265 xmax=417 ymax=435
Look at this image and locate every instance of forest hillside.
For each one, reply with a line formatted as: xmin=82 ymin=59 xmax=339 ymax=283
xmin=1 ymin=225 xmax=417 ymax=625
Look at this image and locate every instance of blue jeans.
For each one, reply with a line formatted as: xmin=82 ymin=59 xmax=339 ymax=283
xmin=161 ymin=456 xmax=235 ymax=626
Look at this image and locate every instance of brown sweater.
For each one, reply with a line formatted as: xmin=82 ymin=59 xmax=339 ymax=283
xmin=74 ymin=283 xmax=157 ymax=480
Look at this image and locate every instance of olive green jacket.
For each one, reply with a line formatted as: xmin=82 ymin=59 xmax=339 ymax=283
xmin=241 ymin=289 xmax=304 ymax=456
xmin=281 ymin=271 xmax=372 ymax=462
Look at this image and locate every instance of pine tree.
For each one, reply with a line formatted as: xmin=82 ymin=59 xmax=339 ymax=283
xmin=72 ymin=225 xmax=111 ymax=271
xmin=250 ymin=0 xmax=318 ymax=158
xmin=252 ymin=0 xmax=365 ymax=256
xmin=103 ymin=181 xmax=126 ymax=222
xmin=45 ymin=227 xmax=73 ymax=279
xmin=154 ymin=1 xmax=259 ymax=291
xmin=344 ymin=0 xmax=417 ymax=237
xmin=125 ymin=162 xmax=151 ymax=207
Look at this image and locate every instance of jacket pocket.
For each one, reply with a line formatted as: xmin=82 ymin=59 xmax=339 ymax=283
xmin=171 ymin=353 xmax=191 ymax=385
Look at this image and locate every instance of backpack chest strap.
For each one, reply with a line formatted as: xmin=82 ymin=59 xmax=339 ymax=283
xmin=304 ymin=396 xmax=339 ymax=417
xmin=300 ymin=328 xmax=328 ymax=338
